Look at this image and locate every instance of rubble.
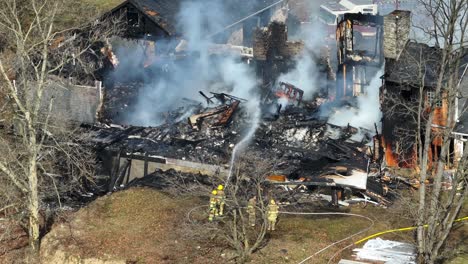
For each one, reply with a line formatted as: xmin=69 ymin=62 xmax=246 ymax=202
xmin=81 ymin=80 xmax=398 ymax=206
xmin=273 ymin=82 xmax=304 ymax=106
xmin=75 ymin=5 xmax=410 ymax=209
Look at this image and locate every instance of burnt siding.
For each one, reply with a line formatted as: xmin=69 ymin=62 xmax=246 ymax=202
xmin=381 ymin=82 xmax=418 ymax=167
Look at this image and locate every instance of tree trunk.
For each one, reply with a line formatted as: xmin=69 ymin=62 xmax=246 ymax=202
xmin=27 ymin=112 xmax=40 ymax=252
xmin=417 ymin=112 xmax=434 ymax=255
xmin=28 ymin=157 xmax=40 ymax=251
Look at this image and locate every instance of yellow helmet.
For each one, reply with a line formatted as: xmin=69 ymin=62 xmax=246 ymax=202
xmin=212 ymin=190 xmax=218 ymax=195
xmin=217 ymin=185 xmax=224 ymax=191
xmin=270 ymin=199 xmax=276 ymax=205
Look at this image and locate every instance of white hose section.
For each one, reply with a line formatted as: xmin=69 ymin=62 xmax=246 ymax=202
xmin=187 ymin=205 xmax=209 ymax=224
xmin=186 ymin=207 xmax=374 ymax=264
xmin=279 ymin=212 xmax=375 ymax=264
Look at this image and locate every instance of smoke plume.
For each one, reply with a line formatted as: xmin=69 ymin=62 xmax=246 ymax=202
xmin=277 ymin=3 xmax=327 ymax=99
xmin=327 ymin=68 xmax=384 ymax=130
xmin=112 ymin=0 xmax=260 ymax=127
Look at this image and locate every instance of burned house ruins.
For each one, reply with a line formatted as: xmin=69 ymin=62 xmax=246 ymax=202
xmin=78 ymin=0 xmax=399 ymax=207
xmin=21 ymin=1 xmax=465 ymax=208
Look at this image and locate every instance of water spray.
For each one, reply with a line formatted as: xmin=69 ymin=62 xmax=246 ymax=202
xmin=225 ymin=103 xmax=260 ymax=185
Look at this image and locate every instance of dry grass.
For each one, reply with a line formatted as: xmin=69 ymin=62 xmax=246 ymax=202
xmin=39 ymin=187 xmax=466 ymax=263
xmin=446 ymin=199 xmax=468 ymax=263
xmin=45 ymin=188 xmax=216 ymax=264
xmin=250 ymin=205 xmax=414 ymax=264
xmin=54 ymin=0 xmax=124 ymax=30
xmin=81 ymin=0 xmax=125 ymax=11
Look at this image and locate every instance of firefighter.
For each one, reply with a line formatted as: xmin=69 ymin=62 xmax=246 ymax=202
xmin=208 ymin=190 xmax=218 ymax=221
xmin=267 ymin=199 xmax=279 ymax=231
xmin=217 ymin=184 xmax=226 ymax=216
xmin=247 ymin=196 xmax=257 ymax=227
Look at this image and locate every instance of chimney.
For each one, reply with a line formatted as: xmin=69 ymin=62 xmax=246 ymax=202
xmin=383 ymin=10 xmax=411 ymax=60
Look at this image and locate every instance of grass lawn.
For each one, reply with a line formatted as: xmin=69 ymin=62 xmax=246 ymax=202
xmin=55 ymin=0 xmax=124 ymax=30
xmin=81 ymin=0 xmax=124 ymax=11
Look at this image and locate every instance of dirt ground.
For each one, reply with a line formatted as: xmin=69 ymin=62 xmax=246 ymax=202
xmin=39 ymin=188 xmax=219 ymax=264
xmin=2 ymin=187 xmax=465 ymax=263
xmin=38 ymin=188 xmax=413 ymax=264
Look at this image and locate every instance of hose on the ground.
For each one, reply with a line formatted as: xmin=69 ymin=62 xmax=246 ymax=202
xmin=186 ymin=203 xmax=468 ymax=264
xmin=327 ymin=215 xmax=468 ymax=264
xmin=278 ymin=211 xmax=375 ymax=264
xmin=354 ymin=215 xmax=468 ymax=245
xmin=187 ymin=207 xmax=375 ymax=263
xmin=186 ymin=205 xmax=209 ymax=224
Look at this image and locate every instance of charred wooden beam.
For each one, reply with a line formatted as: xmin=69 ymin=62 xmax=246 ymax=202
xmin=213 ymin=100 xmax=240 ymax=127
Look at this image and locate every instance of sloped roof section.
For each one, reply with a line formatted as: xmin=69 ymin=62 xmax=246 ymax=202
xmin=385 ymin=42 xmax=442 ymax=88
xmin=129 ymin=0 xmax=180 ymax=35
xmin=126 ymin=0 xmax=283 ymax=36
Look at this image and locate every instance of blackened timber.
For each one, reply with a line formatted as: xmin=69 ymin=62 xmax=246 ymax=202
xmin=213 ymin=100 xmax=240 ymax=127
xmin=126 ymin=159 xmax=132 ymax=185
xmin=108 ymin=150 xmax=122 ymax=191
xmin=278 ymin=145 xmax=342 ymax=161
xmin=122 ymin=153 xmax=167 ymax=164
xmin=282 ymin=120 xmax=327 ymax=129
xmin=143 ymin=152 xmax=149 ymax=177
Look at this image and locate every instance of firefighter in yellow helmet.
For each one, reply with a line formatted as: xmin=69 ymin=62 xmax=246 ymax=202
xmin=216 ymin=184 xmax=226 ymax=216
xmin=208 ymin=190 xmax=218 ymax=221
xmin=267 ymin=199 xmax=279 ymax=231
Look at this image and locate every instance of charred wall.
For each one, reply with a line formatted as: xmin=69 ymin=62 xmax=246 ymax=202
xmin=253 ymin=22 xmax=304 ymax=89
xmin=381 ymin=81 xmax=418 ymax=167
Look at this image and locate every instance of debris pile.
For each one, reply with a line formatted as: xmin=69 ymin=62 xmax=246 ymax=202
xmin=84 ymin=77 xmax=397 ymax=207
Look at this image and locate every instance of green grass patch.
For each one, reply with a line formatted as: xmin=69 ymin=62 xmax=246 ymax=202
xmin=54 ymin=0 xmax=123 ymax=30
xmin=81 ymin=0 xmax=124 ymax=11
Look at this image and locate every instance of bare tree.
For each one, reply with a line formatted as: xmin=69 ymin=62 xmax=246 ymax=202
xmin=179 ymin=154 xmax=275 ymax=264
xmin=382 ymin=1 xmax=467 ymax=262
xmin=219 ymin=158 xmax=272 ymax=263
xmin=412 ymin=0 xmax=468 ymax=262
xmin=0 ymin=0 xmax=122 ymax=253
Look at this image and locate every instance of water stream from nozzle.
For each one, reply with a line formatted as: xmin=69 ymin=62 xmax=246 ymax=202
xmin=225 ymin=106 xmax=260 ymax=185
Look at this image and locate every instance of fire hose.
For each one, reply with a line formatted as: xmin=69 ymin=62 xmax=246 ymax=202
xmin=278 ymin=212 xmax=375 ymax=264
xmin=326 ymin=215 xmax=468 ymax=264
xmin=186 ymin=206 xmax=375 ymax=263
xmin=187 ymin=206 xmax=467 ymax=263
xmin=353 ymin=215 xmax=468 ymax=245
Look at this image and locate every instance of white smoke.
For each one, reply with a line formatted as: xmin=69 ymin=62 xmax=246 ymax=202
xmin=328 ymin=68 xmax=384 ymax=130
xmin=115 ymin=0 xmax=260 ymax=126
xmin=111 ymin=0 xmax=262 ymax=176
xmin=277 ymin=4 xmax=327 ymax=99
xmin=279 ymin=54 xmax=319 ymax=99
